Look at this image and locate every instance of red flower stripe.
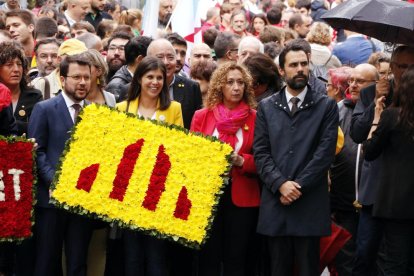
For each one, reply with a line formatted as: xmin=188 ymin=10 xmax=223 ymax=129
xmin=76 ymin=163 xmax=100 ymax=192
xmin=174 ymin=186 xmax=192 ymax=220
xmin=142 ymin=145 xmax=171 ymax=211
xmin=0 ymin=140 xmax=34 ymax=240
xmin=109 ymin=139 xmax=145 ymax=201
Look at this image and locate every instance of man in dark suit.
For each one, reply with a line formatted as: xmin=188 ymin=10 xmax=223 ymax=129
xmin=28 ymin=55 xmax=94 ymax=276
xmin=350 ymin=45 xmax=414 ymax=276
xmin=253 ymin=41 xmax=338 ymax=276
xmin=147 ymin=38 xmax=203 ymax=129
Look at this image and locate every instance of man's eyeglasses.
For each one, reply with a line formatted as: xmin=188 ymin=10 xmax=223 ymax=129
xmin=347 ymin=78 xmax=376 ymax=85
xmin=66 ymin=75 xmax=91 ymax=82
xmin=108 ymin=45 xmax=125 ymax=52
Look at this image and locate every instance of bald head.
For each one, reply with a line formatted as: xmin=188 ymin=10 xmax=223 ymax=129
xmin=349 ymin=63 xmax=378 ymax=102
xmin=147 ymin=39 xmax=177 ymax=84
xmin=190 ymin=43 xmax=212 ymax=67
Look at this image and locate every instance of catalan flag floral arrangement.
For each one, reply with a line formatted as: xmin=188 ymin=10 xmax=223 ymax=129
xmin=51 ymin=104 xmax=233 ymax=248
xmin=0 ymin=136 xmax=35 ymax=242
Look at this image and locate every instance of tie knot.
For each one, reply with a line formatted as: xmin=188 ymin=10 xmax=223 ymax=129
xmin=291 ymin=97 xmax=300 ymax=105
xmin=72 ymin=103 xmax=81 ymax=112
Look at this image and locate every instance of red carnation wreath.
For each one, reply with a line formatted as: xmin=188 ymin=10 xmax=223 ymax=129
xmin=0 ymin=137 xmax=35 ymax=241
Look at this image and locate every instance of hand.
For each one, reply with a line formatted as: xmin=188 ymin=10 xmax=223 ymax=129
xmin=231 ymin=152 xmax=244 ymax=167
xmin=375 ymin=77 xmax=390 ymax=99
xmin=374 ymin=96 xmax=386 ymax=122
xmin=279 ymin=181 xmax=302 ymax=203
xmin=280 ymin=195 xmax=291 ymax=205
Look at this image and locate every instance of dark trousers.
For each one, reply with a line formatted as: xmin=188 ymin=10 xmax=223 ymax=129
xmin=167 ymin=242 xmax=195 ymax=276
xmin=383 ymin=219 xmax=414 ymax=275
xmin=331 ymin=210 xmax=359 ymax=276
xmin=197 ymin=184 xmax=258 ymax=276
xmin=33 ymin=207 xmax=93 ymax=276
xmin=123 ymin=230 xmax=167 ymax=276
xmin=352 ymin=205 xmax=384 ymax=276
xmin=267 ymin=236 xmax=320 ymax=276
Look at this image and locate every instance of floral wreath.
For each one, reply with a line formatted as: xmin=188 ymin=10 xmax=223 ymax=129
xmin=0 ymin=136 xmax=35 ymax=242
xmin=51 ymin=105 xmax=233 ymax=248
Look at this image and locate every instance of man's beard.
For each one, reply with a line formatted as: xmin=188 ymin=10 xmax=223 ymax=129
xmin=286 ymin=73 xmax=308 ymax=90
xmin=108 ymin=59 xmax=124 ymax=74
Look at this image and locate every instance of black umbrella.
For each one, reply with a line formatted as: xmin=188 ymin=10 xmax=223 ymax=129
xmin=321 ymin=0 xmax=414 ymax=46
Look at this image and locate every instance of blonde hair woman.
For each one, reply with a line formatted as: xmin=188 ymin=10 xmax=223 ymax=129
xmin=118 ymin=8 xmax=142 ymax=37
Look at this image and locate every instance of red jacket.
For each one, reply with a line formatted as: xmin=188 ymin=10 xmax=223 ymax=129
xmin=190 ymin=108 xmax=260 ymax=207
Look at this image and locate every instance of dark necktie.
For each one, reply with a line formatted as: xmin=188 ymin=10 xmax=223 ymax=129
xmin=290 ymin=97 xmax=300 ymax=116
xmin=72 ymin=103 xmax=81 ymax=122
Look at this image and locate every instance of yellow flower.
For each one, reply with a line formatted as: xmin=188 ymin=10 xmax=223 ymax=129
xmin=52 ymin=105 xmax=232 ymax=247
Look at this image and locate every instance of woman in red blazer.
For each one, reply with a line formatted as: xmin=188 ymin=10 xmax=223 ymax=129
xmin=190 ymin=62 xmax=259 ymax=276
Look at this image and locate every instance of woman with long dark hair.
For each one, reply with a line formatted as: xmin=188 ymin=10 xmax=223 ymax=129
xmin=116 ymin=56 xmax=182 ymax=276
xmin=364 ymin=65 xmax=414 ymax=275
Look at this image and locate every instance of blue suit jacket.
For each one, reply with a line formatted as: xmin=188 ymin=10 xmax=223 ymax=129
xmin=28 ymin=93 xmax=75 ymax=208
xmin=332 ymin=36 xmax=375 ymax=66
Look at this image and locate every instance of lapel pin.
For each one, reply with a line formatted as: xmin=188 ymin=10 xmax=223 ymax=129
xmin=18 ymin=109 xmax=26 ymax=117
xmin=244 ymin=124 xmax=249 ymax=131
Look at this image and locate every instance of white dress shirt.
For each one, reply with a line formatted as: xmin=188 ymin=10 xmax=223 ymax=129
xmin=285 ymin=86 xmax=308 ymax=111
xmin=62 ymin=91 xmax=85 ymax=123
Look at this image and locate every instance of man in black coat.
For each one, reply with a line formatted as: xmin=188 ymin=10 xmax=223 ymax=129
xmin=147 ymin=39 xmax=202 ymax=129
xmin=350 ymin=45 xmax=414 ymax=276
xmin=253 ymin=41 xmax=338 ymax=276
xmin=106 ymin=36 xmax=153 ymax=102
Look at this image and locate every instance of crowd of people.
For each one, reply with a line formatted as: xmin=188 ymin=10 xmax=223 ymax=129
xmin=0 ymin=0 xmax=413 ymax=275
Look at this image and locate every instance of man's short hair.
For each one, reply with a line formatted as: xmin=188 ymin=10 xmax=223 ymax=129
xmin=203 ymin=27 xmax=219 ymax=49
xmin=96 ymin=20 xmax=117 ymax=39
xmin=107 ymin=31 xmax=133 ymax=46
xmin=266 ymin=7 xmax=282 ymax=25
xmin=35 ymin=17 xmax=58 ymax=39
xmin=125 ymin=36 xmax=153 ymax=65
xmin=34 ymin=38 xmax=61 ymax=54
xmin=278 ymin=39 xmax=310 ymax=69
xmin=60 ymin=54 xmax=91 ymax=77
xmin=259 ymin=25 xmax=284 ymax=44
xmin=190 ymin=60 xmax=217 ymax=81
xmin=214 ymin=32 xmax=239 ymax=59
xmin=72 ymin=21 xmax=96 ymax=33
xmin=295 ymin=0 xmax=311 ymax=11
xmin=76 ymin=33 xmax=102 ymax=49
xmin=164 ymin=32 xmax=187 ymax=48
xmin=288 ymin=13 xmax=304 ymax=29
xmin=5 ymin=9 xmax=35 ymax=26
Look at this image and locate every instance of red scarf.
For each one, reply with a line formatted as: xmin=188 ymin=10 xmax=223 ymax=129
xmin=212 ymin=102 xmax=250 ymax=149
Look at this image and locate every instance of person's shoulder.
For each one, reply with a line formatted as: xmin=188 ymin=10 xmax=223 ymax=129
xmin=115 ymin=100 xmax=128 ymax=111
xmin=169 ymin=100 xmax=182 ymax=110
xmin=175 ymin=74 xmax=198 ymax=87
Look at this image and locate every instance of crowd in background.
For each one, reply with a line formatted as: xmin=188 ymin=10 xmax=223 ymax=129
xmin=0 ymin=0 xmax=413 ymax=275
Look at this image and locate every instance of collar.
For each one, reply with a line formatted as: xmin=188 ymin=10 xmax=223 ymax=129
xmin=62 ymin=90 xmax=84 ymax=109
xmin=285 ymin=86 xmax=307 ymax=104
xmin=168 ymin=75 xmax=176 ymax=89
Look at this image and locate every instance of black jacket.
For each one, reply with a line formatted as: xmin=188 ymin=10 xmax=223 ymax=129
xmin=172 ymin=75 xmax=203 ymax=129
xmin=106 ymin=65 xmax=133 ymax=102
xmin=84 ymin=11 xmax=112 ymax=29
xmin=14 ymin=87 xmax=43 ymax=135
xmin=253 ymin=85 xmax=338 ymax=236
xmin=330 ymin=99 xmax=359 ymax=211
xmin=350 ymin=82 xmax=394 ymax=205
xmin=365 ymin=108 xmax=414 ymax=219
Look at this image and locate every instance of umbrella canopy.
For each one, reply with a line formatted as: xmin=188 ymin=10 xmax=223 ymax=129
xmin=321 ymin=0 xmax=414 ymax=46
